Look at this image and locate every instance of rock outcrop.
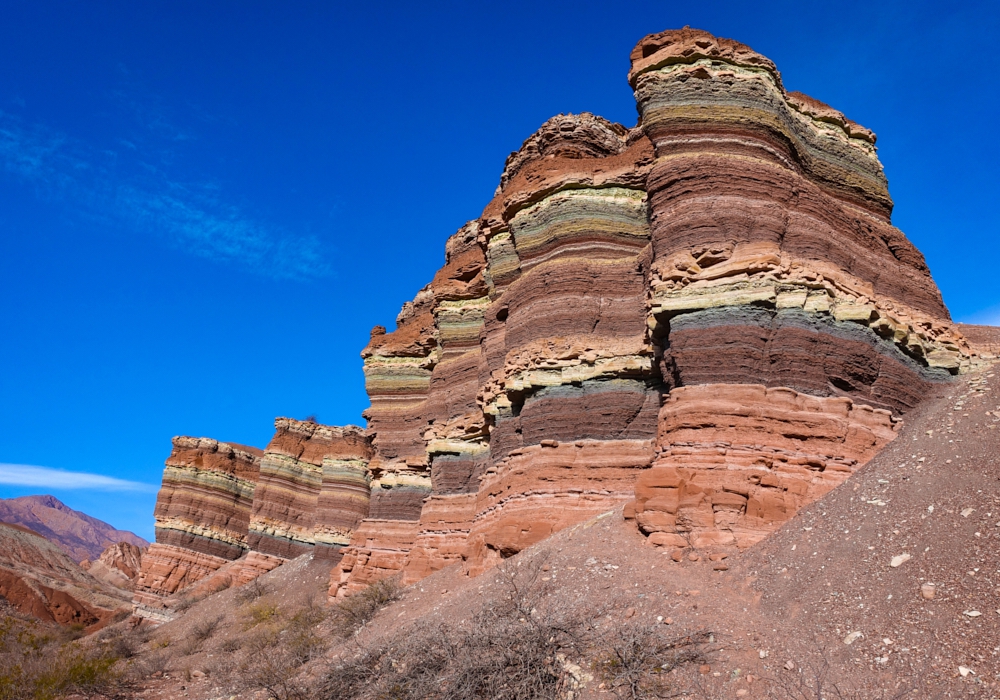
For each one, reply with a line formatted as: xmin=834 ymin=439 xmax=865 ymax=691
xmin=134 ymin=421 xmax=373 ymax=620
xmin=138 ymin=28 xmax=984 ymax=606
xmin=133 ymin=437 xmax=262 ymax=619
xmin=241 ymin=419 xmax=373 ymax=581
xmin=0 ymin=495 xmax=148 ymax=562
xmin=0 ymin=522 xmax=131 ymax=627
xmin=80 ymin=541 xmax=144 ymax=591
xmin=327 ymin=27 xmax=974 ymax=595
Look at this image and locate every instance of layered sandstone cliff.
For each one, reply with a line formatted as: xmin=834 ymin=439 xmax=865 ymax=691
xmin=134 ymin=421 xmax=373 ymax=620
xmin=139 ymin=28 xmax=981 ymax=608
xmin=328 ymin=27 xmax=974 ymax=596
xmin=242 ymin=418 xmax=372 ymax=580
xmin=133 ymin=437 xmax=263 ymax=619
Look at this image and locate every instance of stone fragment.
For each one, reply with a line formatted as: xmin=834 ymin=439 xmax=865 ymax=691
xmin=890 ymin=553 xmax=911 ymax=568
xmin=843 ymin=631 xmax=863 ymax=645
xmin=920 ymin=583 xmax=936 ymax=600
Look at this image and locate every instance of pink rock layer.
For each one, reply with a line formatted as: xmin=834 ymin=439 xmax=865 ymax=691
xmin=624 ymin=383 xmax=898 ymax=552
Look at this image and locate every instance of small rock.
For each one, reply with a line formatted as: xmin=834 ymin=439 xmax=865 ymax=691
xmin=783 ymin=660 xmax=795 ymax=670
xmin=890 ymin=553 xmax=911 ymax=568
xmin=712 ymin=562 xmax=729 ymax=571
xmin=708 ymin=552 xmax=728 ymax=561
xmin=958 ymin=666 xmax=974 ymax=677
xmin=540 ymin=439 xmax=558 ymax=448
xmin=759 ymin=649 xmax=769 ymax=659
xmin=688 ymin=552 xmax=701 ymax=562
xmin=698 ymin=664 xmax=711 ymax=675
xmin=961 ymin=508 xmax=975 ymax=518
xmin=671 ymin=550 xmax=684 ymax=563
xmin=920 ymin=583 xmax=936 ymax=599
xmin=625 ymin=607 xmax=636 ymax=619
xmin=736 ymin=690 xmax=749 ymax=698
xmin=843 ymin=631 xmax=863 ymax=645
xmin=190 ymin=670 xmax=206 ymax=678
xmin=963 ymin=610 xmax=981 ymax=617
xmin=663 ymin=617 xmax=673 ymax=625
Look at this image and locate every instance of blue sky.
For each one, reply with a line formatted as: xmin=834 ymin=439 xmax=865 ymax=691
xmin=1 ymin=1 xmax=997 ymax=540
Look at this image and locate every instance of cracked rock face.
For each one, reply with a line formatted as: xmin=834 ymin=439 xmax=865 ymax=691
xmin=328 ymin=27 xmax=973 ymax=596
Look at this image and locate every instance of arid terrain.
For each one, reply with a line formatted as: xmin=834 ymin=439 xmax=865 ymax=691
xmin=3 ymin=26 xmax=999 ymax=700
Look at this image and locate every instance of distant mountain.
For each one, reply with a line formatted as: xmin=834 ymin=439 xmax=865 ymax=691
xmin=0 ymin=495 xmax=149 ymax=562
xmin=0 ymin=522 xmax=131 ymax=626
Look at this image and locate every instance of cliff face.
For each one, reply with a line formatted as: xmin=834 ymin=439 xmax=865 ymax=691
xmin=134 ymin=421 xmax=372 ymax=620
xmin=138 ymin=28 xmax=981 ymax=610
xmin=243 ymin=419 xmax=373 ymax=579
xmin=133 ymin=437 xmax=263 ymax=618
xmin=329 ymin=27 xmax=973 ymax=596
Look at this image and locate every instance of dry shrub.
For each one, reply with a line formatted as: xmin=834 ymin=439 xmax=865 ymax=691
xmin=242 ymin=599 xmax=280 ymax=630
xmin=234 ymin=575 xmax=271 ymax=605
xmin=0 ymin=616 xmax=130 ymax=700
xmin=594 ymin=623 xmax=712 ymax=699
xmin=320 ymin=557 xmax=704 ymax=700
xmin=329 ymin=576 xmax=402 ymax=636
xmin=758 ymin=655 xmax=920 ymax=700
xmin=216 ymin=596 xmax=329 ymax=700
xmin=191 ymin=615 xmax=222 ymax=643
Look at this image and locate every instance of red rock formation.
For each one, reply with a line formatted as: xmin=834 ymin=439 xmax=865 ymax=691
xmin=0 ymin=495 xmax=148 ymax=562
xmin=247 ymin=419 xmax=371 ymax=564
xmin=326 ymin=27 xmax=971 ymax=596
xmin=137 ymin=28 xmax=975 ymax=604
xmin=957 ymin=323 xmax=1000 ymax=357
xmin=133 ymin=437 xmax=262 ymax=620
xmin=0 ymin=522 xmax=130 ymax=626
xmin=80 ymin=541 xmax=144 ymax=591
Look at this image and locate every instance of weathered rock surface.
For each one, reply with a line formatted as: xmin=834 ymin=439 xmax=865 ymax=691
xmin=0 ymin=522 xmax=131 ymax=627
xmin=136 ymin=28 xmax=981 ymax=605
xmin=327 ymin=27 xmax=971 ymax=596
xmin=133 ymin=437 xmax=262 ymax=619
xmin=135 ymin=421 xmax=372 ymax=620
xmin=80 ymin=541 xmax=144 ymax=591
xmin=247 ymin=419 xmax=372 ymax=565
xmin=0 ymin=495 xmax=148 ymax=562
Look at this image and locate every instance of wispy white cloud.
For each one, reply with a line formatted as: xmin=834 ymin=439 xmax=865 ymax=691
xmin=0 ymin=463 xmax=157 ymax=492
xmin=0 ymin=108 xmax=329 ymax=280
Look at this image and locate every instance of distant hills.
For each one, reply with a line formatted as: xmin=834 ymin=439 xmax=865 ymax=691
xmin=0 ymin=495 xmax=148 ymax=562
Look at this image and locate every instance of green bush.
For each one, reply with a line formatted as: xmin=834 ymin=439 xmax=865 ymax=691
xmin=0 ymin=617 xmax=126 ymax=700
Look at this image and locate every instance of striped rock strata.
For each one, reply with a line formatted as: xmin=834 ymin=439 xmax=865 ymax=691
xmin=247 ymin=418 xmax=372 ymax=572
xmin=329 ymin=27 xmax=976 ymax=595
xmin=133 ymin=437 xmax=262 ymax=619
xmin=135 ymin=421 xmax=373 ymax=620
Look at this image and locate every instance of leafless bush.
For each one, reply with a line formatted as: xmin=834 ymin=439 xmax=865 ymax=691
xmin=234 ymin=575 xmax=271 ymax=604
xmin=317 ymin=562 xmax=708 ymax=700
xmin=329 ymin=576 xmax=402 ymax=636
xmin=218 ymin=636 xmax=242 ymax=653
xmin=760 ymin=655 xmax=920 ymax=700
xmin=191 ymin=615 xmax=222 ymax=643
xmin=594 ymin=623 xmax=712 ymax=699
xmin=95 ymin=623 xmax=147 ymax=660
xmin=215 ymin=597 xmax=329 ymax=700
